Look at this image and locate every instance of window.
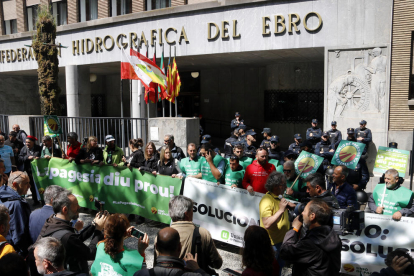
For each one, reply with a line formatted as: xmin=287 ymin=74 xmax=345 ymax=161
xmin=110 ymin=0 xmax=132 ymax=16
xmin=4 ymin=19 xmax=17 ymax=35
xmin=52 ymin=0 xmax=67 ymax=26
xmin=146 ymin=0 xmax=170 ymax=11
xmin=79 ymin=0 xmax=97 ymax=22
xmin=264 ymin=90 xmax=324 ymax=123
xmin=27 ymin=5 xmax=38 ymax=31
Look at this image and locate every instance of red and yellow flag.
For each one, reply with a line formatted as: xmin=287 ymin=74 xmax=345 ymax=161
xmin=166 ymin=58 xmax=181 ymax=104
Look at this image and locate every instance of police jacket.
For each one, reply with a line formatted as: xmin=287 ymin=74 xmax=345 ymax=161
xmin=260 ymin=139 xmax=271 ymax=150
xmin=315 ymin=141 xmax=334 ymax=159
xmin=306 ymin=127 xmax=322 ymax=143
xmin=18 ymin=145 xmax=42 ymax=173
xmin=230 ymin=119 xmax=244 ymax=130
xmin=327 ymin=182 xmax=359 ymax=210
xmin=269 ymin=147 xmax=284 ymax=163
xmin=243 ymin=143 xmax=256 ymax=159
xmin=223 ymin=135 xmax=238 ymax=157
xmin=327 ymin=129 xmax=342 ymax=148
xmin=355 ymin=127 xmax=372 ymax=148
xmin=280 ymin=225 xmax=341 ymax=276
xmin=347 ymin=137 xmax=367 ymax=155
xmin=288 ymin=142 xmax=301 ymax=154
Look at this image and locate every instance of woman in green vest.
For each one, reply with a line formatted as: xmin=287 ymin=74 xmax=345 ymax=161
xmin=91 ymin=214 xmax=149 ymax=276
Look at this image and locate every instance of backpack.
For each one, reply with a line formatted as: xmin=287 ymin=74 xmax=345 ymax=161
xmin=190 ymin=227 xmax=217 ymax=275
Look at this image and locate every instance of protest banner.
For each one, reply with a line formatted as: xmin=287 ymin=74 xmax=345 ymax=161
xmin=331 ymin=140 xmax=366 ymax=170
xmin=44 ymin=115 xmax=62 ymax=138
xmin=374 ymin=146 xmax=410 ymax=177
xmin=183 ymin=178 xmax=263 ymax=247
xmin=31 ymin=158 xmax=182 ymax=224
xmin=294 ymin=151 xmax=324 ymax=178
xmin=340 ymin=213 xmax=414 ymax=275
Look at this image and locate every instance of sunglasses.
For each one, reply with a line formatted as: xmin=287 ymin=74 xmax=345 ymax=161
xmin=283 ymin=170 xmax=292 ymax=173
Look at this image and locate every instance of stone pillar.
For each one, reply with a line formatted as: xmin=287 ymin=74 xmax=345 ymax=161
xmin=98 ymin=0 xmax=109 ymax=19
xmin=16 ymin=0 xmax=27 ymax=33
xmin=68 ymin=0 xmax=79 ymax=24
xmin=171 ymin=0 xmax=185 ymax=7
xmin=131 ymin=80 xmax=141 ymax=138
xmin=0 ymin=0 xmax=4 ymax=35
xmin=65 ymin=65 xmax=91 ymax=117
xmin=132 ymin=0 xmax=144 ymax=13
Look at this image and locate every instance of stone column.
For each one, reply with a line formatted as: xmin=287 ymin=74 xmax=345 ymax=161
xmin=65 ymin=65 xmax=91 ymax=117
xmin=16 ymin=0 xmax=27 ymax=33
xmin=0 ymin=0 xmax=5 ymax=35
xmin=68 ymin=0 xmax=79 ymax=24
xmin=131 ymin=80 xmax=141 ymax=138
xmin=132 ymin=0 xmax=144 ymax=13
xmin=98 ymin=0 xmax=109 ymax=19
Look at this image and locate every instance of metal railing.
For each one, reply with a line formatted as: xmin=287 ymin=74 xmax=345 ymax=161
xmin=29 ymin=116 xmax=148 ymax=156
xmin=0 ymin=114 xmax=9 ymax=134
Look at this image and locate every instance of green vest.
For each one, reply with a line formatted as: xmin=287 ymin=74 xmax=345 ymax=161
xmin=201 ymin=154 xmax=224 ymax=182
xmin=268 ymin=159 xmax=279 ymax=167
xmin=179 ymin=157 xmax=205 ymax=176
xmin=372 ymin=184 xmax=413 ymax=215
xmin=276 ymin=165 xmax=284 ymax=173
xmin=224 ymin=165 xmax=245 ymax=188
xmin=284 ymin=178 xmax=303 ymax=201
xmin=225 ymin=156 xmax=252 ymax=170
xmin=90 ymin=243 xmax=143 ymax=276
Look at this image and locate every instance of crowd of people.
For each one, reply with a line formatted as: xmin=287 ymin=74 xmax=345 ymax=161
xmin=0 ymin=114 xmax=411 ymax=276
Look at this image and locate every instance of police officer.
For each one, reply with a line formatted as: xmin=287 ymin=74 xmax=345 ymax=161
xmin=288 ymin=133 xmax=302 ymax=155
xmin=327 ymin=121 xmax=342 ymax=149
xmin=346 ymin=128 xmax=370 ymax=190
xmin=268 ymin=135 xmax=284 ymax=164
xmin=260 ymin=128 xmax=272 ymax=150
xmin=231 ymin=112 xmax=244 ymax=130
xmin=306 ymin=119 xmax=322 ymax=148
xmin=198 ymin=134 xmax=220 ymax=155
xmin=238 ymin=125 xmax=247 ymax=142
xmin=283 ymin=150 xmax=298 ymax=163
xmin=315 ymin=132 xmax=335 ymax=158
xmin=299 ymin=140 xmax=314 ymax=154
xmin=223 ymin=129 xmax=239 ymax=158
xmin=243 ymin=130 xmax=257 ymax=158
xmin=355 ymin=120 xmax=372 ymax=152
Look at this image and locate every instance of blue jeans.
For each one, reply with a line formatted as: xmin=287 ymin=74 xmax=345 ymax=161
xmin=273 ymin=242 xmax=285 ymax=275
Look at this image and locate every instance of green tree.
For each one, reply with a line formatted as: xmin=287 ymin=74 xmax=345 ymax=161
xmin=32 ymin=4 xmax=61 ymax=115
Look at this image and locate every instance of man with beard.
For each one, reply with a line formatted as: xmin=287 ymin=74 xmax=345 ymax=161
xmin=368 ymin=168 xmax=414 ymax=221
xmin=242 ymin=148 xmax=275 ymax=194
xmin=283 ymin=161 xmax=306 ymax=202
xmin=327 ymin=165 xmax=358 ymax=209
xmin=230 ymin=143 xmax=253 ymax=169
xmin=280 ymin=199 xmax=341 ymax=276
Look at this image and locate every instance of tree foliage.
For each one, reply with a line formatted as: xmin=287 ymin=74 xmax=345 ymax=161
xmin=32 ymin=4 xmax=61 ymax=115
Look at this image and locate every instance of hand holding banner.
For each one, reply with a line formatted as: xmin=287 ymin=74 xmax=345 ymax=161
xmin=374 ymin=146 xmax=410 ymax=177
xmin=294 ymin=151 xmax=324 ymax=178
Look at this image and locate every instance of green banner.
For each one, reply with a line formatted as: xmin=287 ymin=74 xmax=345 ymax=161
xmin=44 ymin=115 xmax=62 ymax=137
xmin=331 ymin=140 xmax=366 ymax=170
xmin=294 ymin=151 xmax=324 ymax=178
xmin=31 ymin=158 xmax=182 ymax=224
xmin=374 ymin=146 xmax=410 ymax=177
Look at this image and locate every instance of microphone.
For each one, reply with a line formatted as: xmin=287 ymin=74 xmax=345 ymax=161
xmin=278 ymin=195 xmax=283 ymax=200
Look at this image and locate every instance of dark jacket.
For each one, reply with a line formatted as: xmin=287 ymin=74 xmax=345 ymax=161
xmin=41 ymin=145 xmax=62 ymax=158
xmin=134 ymin=256 xmax=209 ymax=276
xmin=0 ymin=185 xmax=32 ymax=256
xmin=75 ymin=147 xmax=104 ymax=164
xmin=157 ymin=158 xmax=180 ymax=176
xmin=140 ymin=155 xmax=159 ymax=173
xmin=37 ymin=215 xmax=104 ymax=273
xmin=29 ymin=205 xmax=54 ymax=243
xmin=223 ymin=135 xmax=238 ymax=157
xmin=170 ymin=144 xmax=186 ymax=161
xmin=280 ymin=225 xmax=342 ymax=276
xmin=126 ymin=149 xmax=145 ymax=168
xmin=327 ymin=182 xmax=359 ymax=209
xmin=268 ymin=147 xmax=284 ymax=164
xmin=49 ymin=271 xmax=89 ymax=276
xmin=18 ymin=145 xmax=42 ymax=173
xmin=370 ymin=267 xmax=399 ymax=276
xmin=4 ymin=138 xmax=24 ymax=158
xmin=314 ymin=190 xmax=340 ymax=209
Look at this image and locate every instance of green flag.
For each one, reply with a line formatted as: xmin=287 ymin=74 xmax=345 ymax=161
xmin=374 ymin=146 xmax=410 ymax=177
xmin=44 ymin=115 xmax=62 ymax=138
xmin=331 ymin=140 xmax=366 ymax=170
xmin=294 ymin=151 xmax=324 ymax=178
xmin=31 ymin=158 xmax=182 ymax=224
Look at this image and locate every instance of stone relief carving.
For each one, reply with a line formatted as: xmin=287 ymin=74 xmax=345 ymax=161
xmin=328 ymin=47 xmax=387 ymax=116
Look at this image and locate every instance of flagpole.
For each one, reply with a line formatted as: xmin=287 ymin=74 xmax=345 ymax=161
xmin=169 ymin=44 xmax=172 ymax=117
xmin=174 ymin=46 xmax=178 ymax=117
xmin=154 ymin=45 xmax=157 ymax=118
xmin=146 ymin=44 xmax=150 ymax=119
xmin=162 ymin=43 xmax=165 ymax=117
xmin=120 ymin=37 xmax=125 ymax=151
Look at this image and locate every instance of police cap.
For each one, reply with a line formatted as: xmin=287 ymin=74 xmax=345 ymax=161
xmin=347 ymin=128 xmax=355 ymax=134
xmin=246 ymin=130 xmax=256 ymax=136
xmin=261 ymin=128 xmax=271 ymax=134
xmin=270 ymin=135 xmax=279 ymax=143
xmin=312 ymin=119 xmax=318 ymax=124
xmin=299 ymin=140 xmax=313 ymax=148
xmin=294 ymin=133 xmax=302 ymax=140
xmin=322 ymin=131 xmax=329 ymax=137
xmin=389 ymin=142 xmax=398 ymax=149
xmin=201 ymin=134 xmax=211 ymax=144
xmin=284 ymin=150 xmax=297 ymax=158
xmin=235 ymin=112 xmax=241 ymax=117
xmin=239 ymin=125 xmax=247 ymax=130
xmin=331 ymin=121 xmax=337 ymax=125
xmin=359 ymin=120 xmax=367 ymax=125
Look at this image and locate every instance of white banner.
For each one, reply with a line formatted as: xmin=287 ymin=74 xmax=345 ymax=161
xmin=183 ymin=178 xmax=264 ymax=247
xmin=340 ymin=213 xmax=414 ymax=275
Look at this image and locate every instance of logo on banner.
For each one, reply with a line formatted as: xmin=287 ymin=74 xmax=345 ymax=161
xmin=221 ymin=230 xmax=229 ymax=240
xmin=294 ymin=151 xmax=324 ymax=178
xmin=332 ymin=141 xmax=365 ymax=170
xmin=339 ymin=146 xmax=357 ymax=162
xmin=298 ymin=158 xmax=315 ymax=173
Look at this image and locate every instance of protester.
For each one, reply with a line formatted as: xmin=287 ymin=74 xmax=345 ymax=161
xmin=242 ymin=148 xmax=276 ymax=194
xmin=199 ymin=143 xmax=225 ymax=183
xmin=18 ymin=135 xmax=42 ymax=205
xmin=12 ymin=124 xmax=27 ymax=143
xmin=0 ymin=159 xmax=9 ymax=186
xmin=259 ymin=172 xmax=291 ymax=274
xmin=283 ymin=161 xmax=306 ymax=201
xmin=0 ymin=171 xmax=32 ymax=256
xmin=36 ymin=191 xmax=107 ymax=273
xmin=103 ymin=135 xmax=124 ymax=166
xmin=280 ymin=199 xmax=342 ymax=276
xmin=327 ymin=165 xmax=358 ymax=209
xmin=0 ymin=135 xmax=15 ymax=175
xmin=178 ymin=143 xmax=204 ymax=178
xmin=153 ymin=196 xmax=222 ymax=274
xmin=29 ymin=185 xmax=65 ymax=243
xmin=90 ymin=214 xmax=149 ymax=276
xmin=41 ymin=136 xmax=62 ymax=159
xmin=163 ymin=134 xmax=186 ymax=161
xmin=137 ymin=227 xmax=209 ymax=276
xmin=242 ymin=225 xmax=279 ymax=276
xmin=231 ymin=143 xmax=253 ymax=170
xmin=33 ymin=237 xmax=89 ymax=276
xmin=157 ymin=145 xmax=182 ymax=178
xmin=368 ymin=168 xmax=414 ymax=221
xmin=122 ymin=138 xmax=145 ymax=168
xmin=224 ymin=155 xmax=244 ymax=188
xmin=75 ymin=136 xmax=103 ymax=165
xmin=140 ymin=142 xmax=159 ymax=175
xmin=0 ymin=204 xmax=15 ymax=258
xmin=62 ymin=132 xmax=82 ymax=161
xmin=0 ymin=252 xmax=28 ymax=276
xmin=370 ymin=249 xmax=414 ymax=276
xmin=303 ymin=173 xmax=339 ymax=207
xmin=5 ymin=131 xmax=24 ymax=165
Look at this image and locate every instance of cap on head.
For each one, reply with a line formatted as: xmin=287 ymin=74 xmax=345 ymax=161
xmin=67 ymin=132 xmax=78 ymax=140
xmin=312 ymin=119 xmax=318 ymax=124
xmin=284 ymin=150 xmax=297 ymax=158
xmin=201 ymin=134 xmax=211 ymax=144
xmin=9 ymin=131 xmax=17 ymax=137
xmin=359 ymin=120 xmax=367 ymax=125
xmin=294 ymin=133 xmax=302 ymax=140
xmin=239 ymin=125 xmax=247 ymax=130
xmin=322 ymin=131 xmax=329 ymax=137
xmin=261 ymin=128 xmax=271 ymax=134
xmin=270 ymin=135 xmax=279 ymax=143
xmin=26 ymin=135 xmax=37 ymax=141
xmin=347 ymin=128 xmax=355 ymax=134
xmin=331 ymin=121 xmax=337 ymax=126
xmin=235 ymin=112 xmax=240 ymax=117
xmin=105 ymin=135 xmax=115 ymax=142
xmin=299 ymin=140 xmax=313 ymax=148
xmin=246 ymin=130 xmax=256 ymax=136
xmin=389 ymin=142 xmax=398 ymax=149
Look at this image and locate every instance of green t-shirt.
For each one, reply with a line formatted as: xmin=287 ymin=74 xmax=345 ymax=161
xmin=201 ymin=154 xmax=224 ymax=183
xmin=179 ymin=156 xmax=205 ymax=176
xmin=284 ymin=178 xmax=304 ymax=201
xmin=372 ymin=184 xmax=413 ymax=215
xmin=90 ymin=242 xmax=144 ymax=276
xmin=224 ymin=165 xmax=245 ymax=188
xmin=268 ymin=159 xmax=279 ymax=168
xmin=225 ymin=156 xmax=253 ymax=170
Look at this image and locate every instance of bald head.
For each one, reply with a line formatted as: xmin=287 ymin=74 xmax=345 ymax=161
xmin=156 ymin=227 xmax=181 ymax=256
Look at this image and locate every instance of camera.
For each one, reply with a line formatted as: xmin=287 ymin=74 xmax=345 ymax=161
xmin=131 ymin=228 xmax=145 ymax=239
xmin=332 ymin=205 xmax=364 ymax=235
xmin=82 ymin=137 xmax=89 ymax=147
xmin=94 ymin=199 xmax=105 ymax=218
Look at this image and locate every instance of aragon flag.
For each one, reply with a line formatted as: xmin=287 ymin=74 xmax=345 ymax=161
xmin=144 ymin=52 xmax=158 ymax=104
xmin=331 ymin=140 xmax=366 ymax=170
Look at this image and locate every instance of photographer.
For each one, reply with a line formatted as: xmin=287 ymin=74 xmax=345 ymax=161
xmin=370 ymin=249 xmax=414 ymax=276
xmin=280 ymin=199 xmax=341 ymax=276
